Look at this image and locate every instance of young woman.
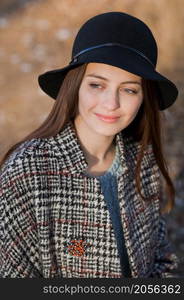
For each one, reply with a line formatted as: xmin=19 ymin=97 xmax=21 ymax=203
xmin=0 ymin=12 xmax=179 ymax=278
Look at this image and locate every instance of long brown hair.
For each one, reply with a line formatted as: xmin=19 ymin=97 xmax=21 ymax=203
xmin=0 ymin=63 xmax=175 ymax=213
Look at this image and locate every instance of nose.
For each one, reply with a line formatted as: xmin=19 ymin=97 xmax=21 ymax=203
xmin=101 ymin=89 xmax=120 ymax=110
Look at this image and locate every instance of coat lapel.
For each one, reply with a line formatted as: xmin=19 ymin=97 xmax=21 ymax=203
xmin=116 ymin=132 xmax=159 ymax=277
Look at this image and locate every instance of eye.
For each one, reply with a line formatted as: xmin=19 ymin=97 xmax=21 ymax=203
xmin=89 ymin=83 xmax=102 ymax=89
xmin=123 ymin=88 xmax=138 ymax=94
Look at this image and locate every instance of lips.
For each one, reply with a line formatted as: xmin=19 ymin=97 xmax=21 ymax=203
xmin=95 ymin=113 xmax=120 ymax=123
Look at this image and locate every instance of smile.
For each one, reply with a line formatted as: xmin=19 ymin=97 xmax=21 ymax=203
xmin=95 ymin=113 xmax=120 ymax=123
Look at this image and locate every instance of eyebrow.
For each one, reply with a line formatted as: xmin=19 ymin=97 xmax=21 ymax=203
xmin=86 ymin=73 xmax=141 ymax=85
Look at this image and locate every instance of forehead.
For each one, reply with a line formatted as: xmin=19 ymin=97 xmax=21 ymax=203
xmin=84 ymin=62 xmax=142 ymax=82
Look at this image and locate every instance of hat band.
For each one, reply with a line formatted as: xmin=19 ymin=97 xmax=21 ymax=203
xmin=70 ymin=43 xmax=155 ymax=67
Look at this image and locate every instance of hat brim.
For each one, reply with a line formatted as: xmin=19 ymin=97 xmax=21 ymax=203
xmin=38 ymin=47 xmax=178 ymax=110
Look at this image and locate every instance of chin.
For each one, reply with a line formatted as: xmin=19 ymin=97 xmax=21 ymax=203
xmin=94 ymin=125 xmax=123 ymax=137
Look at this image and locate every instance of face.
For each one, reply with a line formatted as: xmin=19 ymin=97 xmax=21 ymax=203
xmin=75 ymin=63 xmax=143 ymax=138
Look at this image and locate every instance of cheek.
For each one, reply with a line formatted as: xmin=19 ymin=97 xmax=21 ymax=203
xmin=78 ymin=91 xmax=97 ymax=114
xmin=122 ymin=97 xmax=142 ymax=117
xmin=135 ymin=96 xmax=143 ymax=112
xmin=133 ymin=99 xmax=142 ymax=113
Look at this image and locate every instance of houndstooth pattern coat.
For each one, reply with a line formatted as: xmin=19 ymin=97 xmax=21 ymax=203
xmin=0 ymin=121 xmax=178 ymax=278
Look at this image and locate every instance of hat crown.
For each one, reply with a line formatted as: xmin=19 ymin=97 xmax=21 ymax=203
xmin=72 ymin=12 xmax=158 ymax=66
xmin=39 ymin=12 xmax=178 ymax=110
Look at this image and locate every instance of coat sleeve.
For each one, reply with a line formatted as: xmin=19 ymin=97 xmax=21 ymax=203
xmin=150 ymin=215 xmax=179 ymax=278
xmin=0 ymin=160 xmax=43 ymax=278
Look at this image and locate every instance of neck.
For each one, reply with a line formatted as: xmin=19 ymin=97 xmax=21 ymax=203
xmin=74 ymin=119 xmax=115 ymax=164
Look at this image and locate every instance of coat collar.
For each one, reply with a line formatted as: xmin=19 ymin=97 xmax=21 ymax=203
xmin=50 ymin=121 xmax=138 ymax=175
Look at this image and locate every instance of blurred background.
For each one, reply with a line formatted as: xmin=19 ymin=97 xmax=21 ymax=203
xmin=0 ymin=0 xmax=183 ymax=276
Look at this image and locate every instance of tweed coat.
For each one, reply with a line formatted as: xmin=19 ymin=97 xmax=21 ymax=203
xmin=0 ymin=121 xmax=178 ymax=278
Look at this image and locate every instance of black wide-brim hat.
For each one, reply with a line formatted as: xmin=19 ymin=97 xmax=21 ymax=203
xmin=38 ymin=12 xmax=178 ymax=110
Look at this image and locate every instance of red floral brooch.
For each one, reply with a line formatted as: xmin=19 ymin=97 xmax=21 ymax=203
xmin=66 ymin=239 xmax=89 ymax=257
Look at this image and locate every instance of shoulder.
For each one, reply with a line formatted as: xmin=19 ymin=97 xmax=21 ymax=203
xmin=0 ymin=135 xmax=62 ymax=187
xmin=1 ymin=138 xmax=46 ymax=169
xmin=123 ymin=135 xmax=160 ymax=184
xmin=123 ymin=134 xmax=157 ymax=164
